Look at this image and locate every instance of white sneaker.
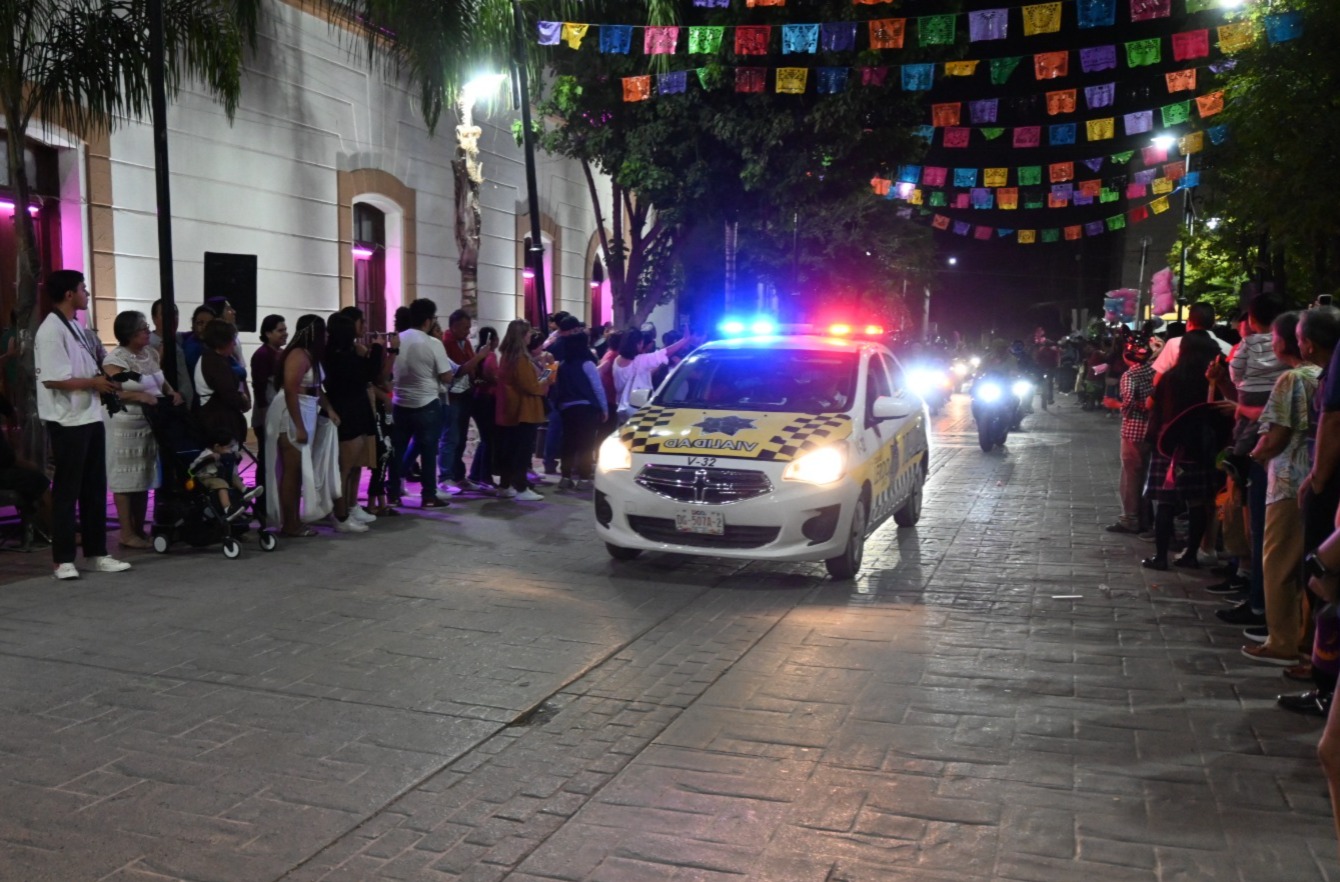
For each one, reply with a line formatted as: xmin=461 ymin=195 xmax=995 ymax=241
xmin=497 ymin=488 xmax=517 ymax=499
xmin=332 ymin=515 xmax=369 ymax=533
xmin=515 ymin=489 xmax=545 ymax=502
xmin=91 ymin=556 xmax=132 ymax=573
xmin=437 ymin=482 xmax=463 ymax=496
xmin=349 ymin=505 xmax=377 ymax=525
xmin=53 ymin=563 xmax=80 ymax=581
xmin=459 ymin=478 xmax=485 ymax=492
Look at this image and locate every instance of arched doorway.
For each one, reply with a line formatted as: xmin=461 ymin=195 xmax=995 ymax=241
xmin=351 ymin=194 xmax=405 ymax=335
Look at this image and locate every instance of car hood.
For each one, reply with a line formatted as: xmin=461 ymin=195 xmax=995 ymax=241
xmin=618 ymin=407 xmax=854 ymax=462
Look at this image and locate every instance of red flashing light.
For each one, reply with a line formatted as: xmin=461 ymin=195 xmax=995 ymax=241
xmin=864 ymin=324 xmax=884 ymax=335
xmin=828 ymin=323 xmax=852 ymax=336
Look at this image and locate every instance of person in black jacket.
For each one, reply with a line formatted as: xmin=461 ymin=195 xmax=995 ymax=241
xmin=552 ymin=333 xmax=607 ymax=490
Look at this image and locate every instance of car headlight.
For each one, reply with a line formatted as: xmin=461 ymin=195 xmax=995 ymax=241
xmin=782 ymin=444 xmax=847 ymax=486
xmin=977 ymin=381 xmax=1003 ymax=403
xmin=969 ymin=356 xmax=981 ymax=368
xmin=1011 ymin=379 xmax=1033 ymax=398
xmin=597 ymin=435 xmax=632 ymax=472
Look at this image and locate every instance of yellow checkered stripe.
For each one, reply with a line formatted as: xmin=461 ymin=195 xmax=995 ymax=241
xmin=620 ymin=409 xmax=852 ymax=462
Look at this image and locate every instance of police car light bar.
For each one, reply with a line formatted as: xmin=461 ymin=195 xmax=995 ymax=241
xmin=719 ymin=317 xmax=778 ymax=337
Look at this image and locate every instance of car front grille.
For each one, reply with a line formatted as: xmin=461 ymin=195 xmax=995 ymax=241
xmin=634 ymin=464 xmax=773 ymax=505
xmin=626 ymin=516 xmax=780 ymax=549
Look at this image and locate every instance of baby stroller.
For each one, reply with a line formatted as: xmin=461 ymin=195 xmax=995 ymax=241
xmin=145 ymin=401 xmax=277 ymax=558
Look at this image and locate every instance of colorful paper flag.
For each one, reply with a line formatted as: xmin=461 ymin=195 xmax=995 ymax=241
xmin=902 ymin=64 xmax=935 ymax=90
xmin=999 ymin=188 xmax=1019 ymax=209
xmin=981 ymin=127 xmax=1006 ymax=140
xmin=1079 ymin=179 xmax=1102 ymax=197
xmin=945 ymin=60 xmax=980 ymax=77
xmin=1266 ymin=11 xmax=1303 ymax=44
xmin=984 ymin=168 xmax=1008 ymax=188
xmin=990 ymin=56 xmax=1023 ymax=84
xmin=869 ymin=19 xmax=905 ymax=49
xmin=561 ymin=23 xmax=590 ymax=49
xmin=954 ymin=168 xmax=978 ymax=187
xmin=1085 ymin=83 xmax=1116 ymax=109
xmin=974 ymin=226 xmax=993 ymax=240
xmin=688 ymin=28 xmax=724 ymax=54
xmin=860 ymin=66 xmax=889 ymax=87
xmin=658 ymin=71 xmax=688 ymax=95
xmin=1087 ymin=118 xmax=1115 ymax=141
xmin=1207 ymin=124 xmax=1229 ymax=145
xmin=735 ymin=26 xmax=771 ymax=55
xmin=1050 ymin=123 xmax=1077 ymax=145
xmin=1049 ymin=193 xmax=1070 ymax=208
xmin=1164 ymin=160 xmax=1186 ymax=180
xmin=1196 ymin=90 xmax=1225 ymax=118
xmin=1143 ymin=145 xmax=1167 ymax=165
xmin=1130 ymin=0 xmax=1171 ymax=22
xmin=1085 ymin=221 xmax=1104 ymax=236
xmin=817 ymin=68 xmax=847 ymax=94
xmin=1219 ymin=22 xmax=1256 ymax=53
xmin=1046 ymin=89 xmax=1077 ymax=115
xmin=944 ymin=127 xmax=971 ymax=148
xmin=953 ymin=220 xmax=971 ymax=235
xmin=622 ymin=75 xmax=651 ymax=102
xmin=735 ymin=67 xmax=766 ymax=93
xmin=1014 ymin=126 xmax=1042 ymax=148
xmin=1080 ymin=45 xmax=1117 ymax=73
xmin=932 ymin=214 xmax=951 ymax=230
xmin=1018 ymin=230 xmax=1037 ymax=244
xmin=781 ymin=24 xmax=818 ymax=54
xmin=821 ymin=22 xmax=857 ymax=51
xmin=1035 ymin=51 xmax=1069 ymax=79
xmin=1172 ymin=29 xmax=1209 ymax=60
xmin=896 ymin=165 xmax=921 ymax=184
xmin=537 ymin=21 xmax=561 ymax=45
xmin=1022 ymin=3 xmax=1063 ymax=35
xmin=1126 ymin=183 xmax=1147 ymax=199
xmin=930 ymin=191 xmax=947 ymax=206
xmin=1065 ymin=225 xmax=1083 ymax=240
xmin=971 ymin=189 xmax=994 ymax=209
xmin=1110 ymin=150 xmax=1134 ymax=163
xmin=919 ymin=15 xmax=956 ymax=46
xmin=644 ymin=26 xmax=679 ymax=55
xmin=1077 ymin=0 xmax=1116 ymax=28
xmin=1184 ymin=0 xmax=1215 ymax=11
xmin=1106 ymin=215 xmax=1126 ymax=231
xmin=969 ymin=9 xmax=1008 ymax=41
xmin=1125 ymin=38 xmax=1161 ymax=67
xmin=600 ymin=25 xmax=632 ymax=54
xmin=1160 ymin=100 xmax=1191 ymax=126
xmin=1179 ymin=131 xmax=1205 ymax=154
xmin=1018 ymin=166 xmax=1042 ymax=186
xmin=1050 ymin=162 xmax=1075 ymax=183
xmin=1165 ymin=69 xmax=1196 ymax=92
xmin=1123 ymin=110 xmax=1153 ymax=135
xmin=1150 ymin=195 xmax=1170 ymax=214
xmin=1129 ymin=206 xmax=1149 ymax=224
xmin=776 ymin=68 xmax=808 ymax=94
xmin=970 ymin=99 xmax=999 ymax=124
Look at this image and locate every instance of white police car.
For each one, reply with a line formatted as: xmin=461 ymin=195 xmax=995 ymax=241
xmin=593 ymin=328 xmax=929 ymax=579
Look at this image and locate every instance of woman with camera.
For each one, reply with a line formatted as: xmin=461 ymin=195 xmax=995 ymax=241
xmin=103 ymin=310 xmax=183 ymax=549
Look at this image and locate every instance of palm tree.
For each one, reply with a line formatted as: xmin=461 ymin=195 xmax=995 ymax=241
xmin=1 ymin=0 xmax=260 ymax=450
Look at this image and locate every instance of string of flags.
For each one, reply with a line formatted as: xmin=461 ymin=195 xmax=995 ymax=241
xmin=544 ymin=15 xmax=1300 ymax=63
xmin=606 ymin=25 xmax=1281 ymax=101
xmin=897 ymin=190 xmax=1187 ymax=243
xmin=540 ymin=1 xmax=1292 ymax=54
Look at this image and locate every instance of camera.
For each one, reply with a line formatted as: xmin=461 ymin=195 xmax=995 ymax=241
xmin=102 ymin=369 xmax=142 ymax=416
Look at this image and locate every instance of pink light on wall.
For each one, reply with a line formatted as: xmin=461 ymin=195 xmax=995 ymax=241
xmin=352 ymin=245 xmax=374 ymax=260
xmin=522 ymin=267 xmax=536 ymax=280
xmin=0 ymin=201 xmax=40 ymax=216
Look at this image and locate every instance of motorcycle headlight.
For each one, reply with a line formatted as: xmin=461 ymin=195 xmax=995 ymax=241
xmin=907 ymin=369 xmax=941 ymax=398
xmin=977 ymin=382 xmax=1003 ymax=403
xmin=952 ymin=362 xmax=970 ymax=377
xmin=782 ymin=444 xmax=847 ymax=486
xmin=969 ymin=356 xmax=982 ymax=368
xmin=1011 ymin=380 xmax=1033 ymax=398
xmin=597 ymin=435 xmax=632 ymax=472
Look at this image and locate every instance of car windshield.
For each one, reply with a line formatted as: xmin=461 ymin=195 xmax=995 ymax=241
xmin=655 ymin=349 xmax=859 ymax=413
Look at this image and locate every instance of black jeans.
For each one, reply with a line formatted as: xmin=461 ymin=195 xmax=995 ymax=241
xmin=467 ymin=395 xmax=497 ymax=484
xmin=47 ymin=421 xmax=109 ymax=565
xmin=498 ymin=423 xmax=539 ymax=492
xmin=559 ymin=404 xmax=601 ymax=480
xmin=390 ymin=401 xmax=444 ymax=502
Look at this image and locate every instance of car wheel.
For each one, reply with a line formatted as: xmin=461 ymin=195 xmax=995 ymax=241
xmin=825 ymin=497 xmax=868 ymax=580
xmin=894 ymin=472 xmax=924 ymax=528
xmin=606 ymin=542 xmax=641 ymax=561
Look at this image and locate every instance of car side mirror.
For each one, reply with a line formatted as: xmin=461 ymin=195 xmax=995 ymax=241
xmin=629 ymin=389 xmax=651 ymax=409
xmin=872 ymin=394 xmax=915 ymax=421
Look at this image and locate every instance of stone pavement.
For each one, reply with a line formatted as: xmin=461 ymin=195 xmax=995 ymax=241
xmin=1 ymin=396 xmax=1337 ymax=881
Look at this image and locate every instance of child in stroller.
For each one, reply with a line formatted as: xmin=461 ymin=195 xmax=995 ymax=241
xmin=147 ymin=402 xmax=277 ymax=557
xmin=191 ymin=428 xmax=263 ymax=520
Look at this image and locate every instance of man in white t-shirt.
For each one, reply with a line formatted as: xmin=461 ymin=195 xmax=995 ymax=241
xmin=34 ymin=270 xmax=132 ymax=579
xmin=1150 ymin=302 xmax=1232 ymax=374
xmin=389 ymin=298 xmax=457 ymax=508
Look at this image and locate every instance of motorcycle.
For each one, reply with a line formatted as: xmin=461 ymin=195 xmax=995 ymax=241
xmin=906 ymin=362 xmax=953 ymax=415
xmin=971 ymin=373 xmax=1031 ymax=451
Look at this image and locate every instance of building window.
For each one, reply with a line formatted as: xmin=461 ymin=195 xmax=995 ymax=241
xmin=0 ymin=135 xmax=61 ymax=323
xmin=353 ymin=202 xmax=387 ymax=334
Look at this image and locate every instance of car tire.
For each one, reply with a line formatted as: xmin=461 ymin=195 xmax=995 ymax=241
xmin=606 ymin=542 xmax=642 ymax=561
xmin=825 ymin=497 xmax=868 ymax=581
xmin=894 ymin=472 xmax=924 ymax=528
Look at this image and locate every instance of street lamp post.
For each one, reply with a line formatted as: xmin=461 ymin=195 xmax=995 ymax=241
xmin=147 ymin=0 xmax=179 ymax=387
xmin=510 ymin=0 xmax=547 ymax=329
xmin=1178 ymin=150 xmax=1195 ymax=322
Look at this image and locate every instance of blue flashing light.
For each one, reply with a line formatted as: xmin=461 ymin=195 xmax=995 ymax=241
xmin=720 ymin=319 xmax=746 ymax=335
xmin=750 ymin=318 xmax=777 ymax=336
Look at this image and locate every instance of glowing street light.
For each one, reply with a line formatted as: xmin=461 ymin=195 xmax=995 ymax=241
xmin=947 ymin=256 xmax=958 ymax=266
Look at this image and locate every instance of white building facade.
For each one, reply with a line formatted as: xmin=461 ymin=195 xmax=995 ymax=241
xmin=4 ymin=0 xmax=631 ymax=360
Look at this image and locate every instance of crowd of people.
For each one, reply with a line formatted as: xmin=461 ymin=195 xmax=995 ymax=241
xmin=14 ymin=266 xmax=698 ymax=578
xmin=1086 ymin=297 xmax=1340 ymax=833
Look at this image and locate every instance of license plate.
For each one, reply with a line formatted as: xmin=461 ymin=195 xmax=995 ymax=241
xmin=675 ymin=509 xmax=725 ymax=535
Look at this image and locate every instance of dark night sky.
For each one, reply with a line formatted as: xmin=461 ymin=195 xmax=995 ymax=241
xmin=910 ymin=0 xmax=1227 ymax=339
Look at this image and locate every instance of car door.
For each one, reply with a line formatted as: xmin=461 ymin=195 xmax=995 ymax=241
xmin=858 ymin=351 xmax=898 ymax=525
xmin=883 ymin=352 xmax=927 ymax=508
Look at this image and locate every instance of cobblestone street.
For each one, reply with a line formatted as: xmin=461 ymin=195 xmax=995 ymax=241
xmin=1 ymin=397 xmax=1337 ymax=881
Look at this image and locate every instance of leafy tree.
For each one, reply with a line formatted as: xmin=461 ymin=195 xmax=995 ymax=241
xmin=1206 ymin=0 xmax=1340 ymax=299
xmin=530 ymin=0 xmax=937 ymax=328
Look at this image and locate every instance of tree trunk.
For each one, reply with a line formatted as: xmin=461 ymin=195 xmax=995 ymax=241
xmin=452 ymin=154 xmax=481 ymax=316
xmin=5 ymin=106 xmax=46 ymax=463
